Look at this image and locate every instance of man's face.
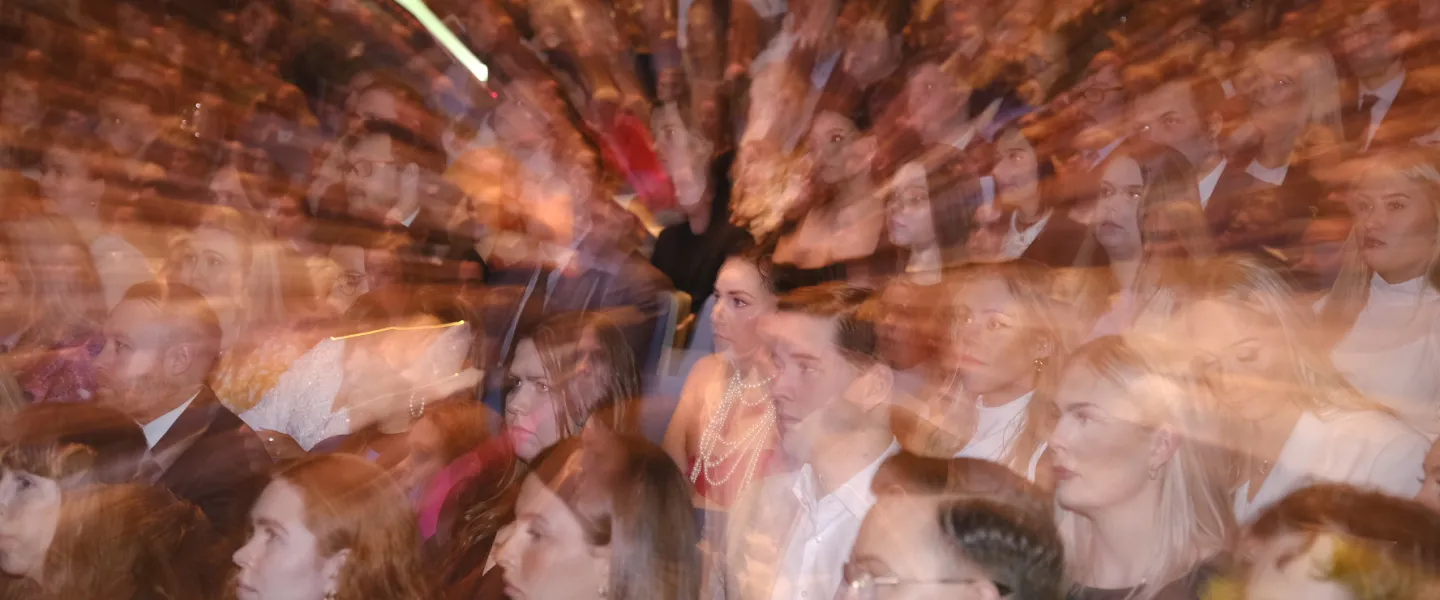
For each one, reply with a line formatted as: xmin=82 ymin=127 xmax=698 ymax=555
xmin=95 ymin=300 xmax=181 ymax=421
xmin=1339 ymin=7 xmax=1399 ymax=78
xmin=762 ymin=312 xmax=871 ymax=462
xmin=98 ymin=98 xmax=156 ymax=156
xmin=1132 ymin=82 xmax=1211 ymax=169
xmin=1076 ymin=66 xmax=1126 ymax=127
xmin=344 ymin=134 xmax=400 ymax=219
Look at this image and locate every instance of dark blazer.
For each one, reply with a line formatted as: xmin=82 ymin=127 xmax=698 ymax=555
xmin=1205 ymin=161 xmax=1322 ymax=256
xmin=153 ymin=387 xmax=271 ymax=541
xmin=1022 ymin=211 xmax=1106 ymax=269
xmin=1340 ymin=69 xmax=1440 ymax=152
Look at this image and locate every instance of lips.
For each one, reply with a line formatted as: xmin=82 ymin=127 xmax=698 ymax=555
xmin=1052 ymin=465 xmax=1076 ymax=481
xmin=1361 ymin=235 xmax=1385 ymax=250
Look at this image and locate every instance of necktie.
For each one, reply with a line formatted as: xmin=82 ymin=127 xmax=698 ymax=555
xmin=1349 ymin=93 xmax=1382 ymax=145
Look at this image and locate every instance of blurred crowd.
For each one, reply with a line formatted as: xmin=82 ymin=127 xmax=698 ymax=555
xmin=3 ymin=0 xmax=1440 ymax=598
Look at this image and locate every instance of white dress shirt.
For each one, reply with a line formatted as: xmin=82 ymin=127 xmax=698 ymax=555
xmin=1197 ymin=158 xmax=1228 ymax=210
xmin=1233 ymin=409 xmax=1429 ymax=523
xmin=1359 ymin=71 xmax=1406 ymax=152
xmin=999 ymin=212 xmax=1052 ymax=259
xmin=141 ymin=393 xmax=197 ymax=449
xmin=713 ymin=440 xmax=900 ymax=600
xmin=1328 ymin=273 xmax=1440 ymax=438
xmin=770 ymin=441 xmax=900 ymax=600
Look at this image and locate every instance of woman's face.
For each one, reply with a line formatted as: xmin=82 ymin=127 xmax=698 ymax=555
xmin=846 ymin=494 xmax=999 ymax=600
xmin=1182 ymin=299 xmax=1293 ymax=423
xmin=951 ymin=275 xmax=1043 ymax=399
xmin=1350 ymin=172 xmax=1439 ymax=283
xmin=887 ymin=163 xmax=937 ymax=249
xmin=0 ymin=469 xmax=61 ymax=581
xmin=808 ymin=112 xmax=860 ymax=185
xmin=906 ymin=64 xmax=971 ymax=139
xmin=326 ymin=245 xmax=369 ymax=314
xmin=171 ymin=227 xmax=247 ymax=308
xmin=1094 ymin=156 xmax=1146 ymax=259
xmin=712 ymin=260 xmax=776 ymax=359
xmin=1248 ymin=58 xmax=1306 ymax=139
xmin=234 ymin=479 xmax=347 ymax=600
xmin=1244 ymin=532 xmax=1354 ymax=600
xmin=40 ymin=148 xmax=105 ymax=215
xmin=210 ymin=164 xmax=262 ymax=211
xmin=496 ymin=475 xmax=607 ymax=600
xmin=1 ymin=76 xmax=41 ymax=130
xmin=1048 ymin=366 xmax=1162 ymax=513
xmin=992 ymin=132 xmax=1040 ymax=195
xmin=506 ymin=339 xmax=566 ymax=462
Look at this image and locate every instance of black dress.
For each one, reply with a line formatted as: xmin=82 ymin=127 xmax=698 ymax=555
xmin=651 ymin=151 xmax=750 ymax=314
xmin=1068 ymin=556 xmax=1227 ymax=600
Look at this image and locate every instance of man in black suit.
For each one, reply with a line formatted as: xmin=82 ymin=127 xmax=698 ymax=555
xmin=1336 ymin=2 xmax=1440 ymax=153
xmin=95 ymin=281 xmax=270 ymax=541
xmin=1129 ymin=62 xmax=1278 ymax=253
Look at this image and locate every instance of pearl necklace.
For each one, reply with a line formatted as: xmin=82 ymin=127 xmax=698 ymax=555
xmin=689 ymin=367 xmax=775 ymax=492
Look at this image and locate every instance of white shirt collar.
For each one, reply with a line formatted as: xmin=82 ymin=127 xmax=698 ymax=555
xmin=1000 ymin=210 xmax=1053 ymax=259
xmin=1090 ymin=135 xmax=1126 ymax=170
xmin=793 ymin=439 xmax=901 ymax=518
xmin=141 ymin=393 xmax=199 ymax=449
xmin=1197 ymin=158 xmax=1228 ymax=208
xmin=1245 ymin=159 xmax=1288 ymax=187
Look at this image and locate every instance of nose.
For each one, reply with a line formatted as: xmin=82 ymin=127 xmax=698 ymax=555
xmin=233 ymin=535 xmax=258 ymax=569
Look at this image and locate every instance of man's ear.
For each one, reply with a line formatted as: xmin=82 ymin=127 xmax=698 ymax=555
xmin=1206 ymin=109 xmax=1223 ymax=143
xmin=164 ymin=342 xmax=195 ymax=377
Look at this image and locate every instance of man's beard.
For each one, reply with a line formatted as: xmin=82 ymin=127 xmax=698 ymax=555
xmin=98 ymin=368 xmax=185 ymax=423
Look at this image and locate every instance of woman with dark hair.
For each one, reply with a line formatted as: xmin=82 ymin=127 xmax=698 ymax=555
xmin=884 ymin=149 xmax=978 ymax=284
xmin=233 ymin=454 xmax=428 ymax=600
xmin=495 ymin=429 xmax=700 ymax=600
xmin=983 ymin=121 xmax=1102 ymax=268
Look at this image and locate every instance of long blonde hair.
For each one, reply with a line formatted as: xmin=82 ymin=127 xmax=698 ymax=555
xmin=1247 ymin=39 xmax=1345 ymax=168
xmin=1179 ymin=256 xmax=1389 ymax=415
xmin=1319 ymin=148 xmax=1440 ymax=345
xmin=1055 ymin=336 xmax=1235 ymax=600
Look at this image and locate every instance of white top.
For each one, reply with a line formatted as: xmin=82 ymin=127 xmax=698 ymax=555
xmin=1245 ymin=159 xmax=1288 ymax=187
xmin=1328 ymin=273 xmax=1440 ymax=438
xmin=1233 ymin=409 xmax=1429 ymax=523
xmin=770 ymin=440 xmax=899 ymax=600
xmin=141 ymin=394 xmax=197 ymax=449
xmin=1359 ymin=70 xmax=1406 ymax=152
xmin=956 ymin=391 xmax=1034 ymax=462
xmin=91 ymin=233 xmax=155 ymax=311
xmin=1000 ymin=212 xmax=1052 ymax=259
xmin=1197 ymin=158 xmax=1228 ymax=209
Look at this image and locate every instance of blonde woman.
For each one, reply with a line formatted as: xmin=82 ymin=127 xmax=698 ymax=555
xmin=900 ymin=260 xmax=1065 ymax=485
xmin=1319 ymin=148 xmax=1440 ymax=439
xmin=1049 ymin=336 xmax=1233 ymax=600
xmin=1178 ymin=256 xmax=1429 ymax=524
xmin=1240 ymin=39 xmax=1345 ymax=186
xmin=1086 ymin=140 xmax=1215 ymax=339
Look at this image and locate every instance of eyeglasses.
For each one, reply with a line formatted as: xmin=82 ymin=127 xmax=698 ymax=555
xmin=841 ymin=564 xmax=1010 ymax=599
xmin=1080 ymin=86 xmax=1124 ymax=104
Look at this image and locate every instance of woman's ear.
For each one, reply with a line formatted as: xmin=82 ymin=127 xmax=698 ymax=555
xmin=1148 ymin=425 xmax=1180 ymax=473
xmin=321 ymin=548 xmax=352 ymax=597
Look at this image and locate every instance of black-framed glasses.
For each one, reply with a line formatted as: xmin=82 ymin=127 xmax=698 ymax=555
xmin=841 ymin=563 xmax=1011 ymax=599
xmin=1080 ymin=86 xmax=1124 ymax=104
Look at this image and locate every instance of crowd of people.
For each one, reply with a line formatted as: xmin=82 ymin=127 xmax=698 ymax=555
xmin=2 ymin=0 xmax=1440 ymax=598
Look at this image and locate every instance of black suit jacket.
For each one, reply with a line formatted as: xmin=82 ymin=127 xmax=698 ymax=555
xmin=1205 ymin=161 xmax=1323 ymax=256
xmin=1022 ymin=211 xmax=1107 ymax=268
xmin=1340 ymin=70 xmax=1440 ymax=152
xmin=153 ymin=387 xmax=271 ymax=541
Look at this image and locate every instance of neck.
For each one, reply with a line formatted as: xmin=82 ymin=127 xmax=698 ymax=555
xmin=1360 ymin=61 xmax=1404 ymax=92
xmin=1080 ymin=483 xmax=1166 ymax=588
xmin=1376 ymin=263 xmax=1429 ymax=285
xmin=1250 ymin=401 xmax=1303 ymax=468
xmin=907 ymin=244 xmax=943 ymax=274
xmin=811 ymin=426 xmax=893 ymax=496
xmin=1257 ymin=129 xmax=1298 ymax=169
xmin=1196 ymin=150 xmax=1223 ymax=179
xmin=140 ymin=383 xmax=202 ymax=424
xmin=1108 ymin=256 xmax=1142 ymax=291
xmin=687 ymin=203 xmax=713 ymax=235
xmin=1001 ymin=185 xmax=1044 ymax=221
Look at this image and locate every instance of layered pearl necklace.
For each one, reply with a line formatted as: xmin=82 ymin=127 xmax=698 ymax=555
xmin=689 ymin=365 xmax=775 ymax=493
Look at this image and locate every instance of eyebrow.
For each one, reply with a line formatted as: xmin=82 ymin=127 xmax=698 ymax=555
xmin=255 ymin=517 xmax=287 ymax=534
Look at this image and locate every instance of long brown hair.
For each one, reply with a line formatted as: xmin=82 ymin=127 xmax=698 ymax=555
xmin=42 ymin=484 xmax=222 ymax=600
xmin=1 ymin=215 xmax=105 ymax=351
xmin=524 ymin=310 xmax=641 ymax=439
xmin=532 ymin=430 xmax=700 ymax=600
xmin=278 ymin=454 xmax=428 ymax=600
